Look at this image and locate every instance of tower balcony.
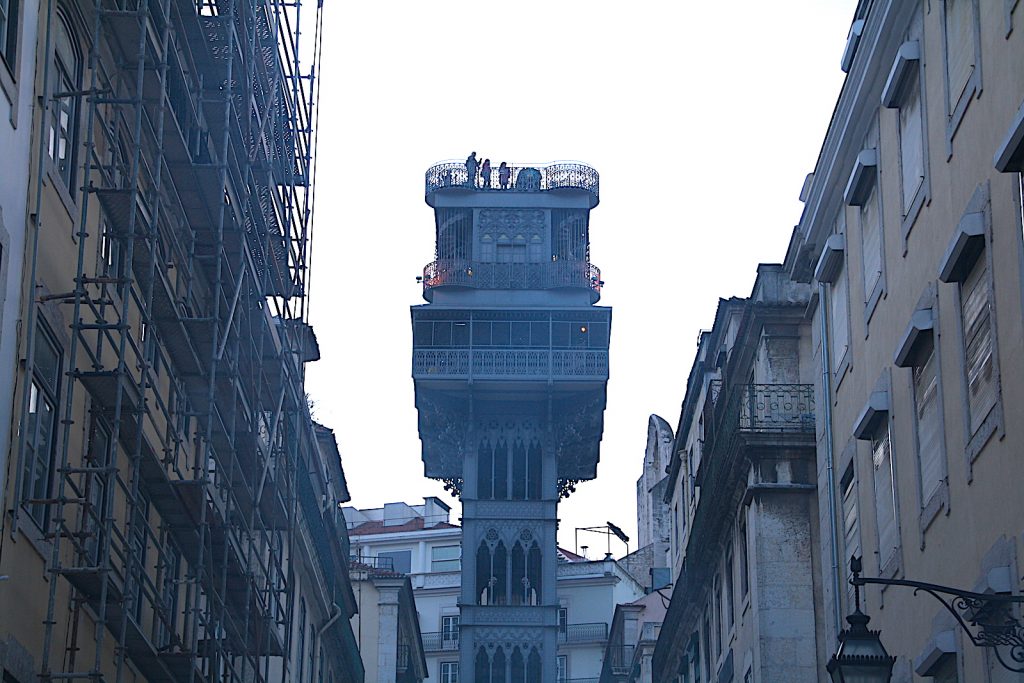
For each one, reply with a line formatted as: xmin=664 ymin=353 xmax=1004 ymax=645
xmin=425 ymin=160 xmax=599 ymax=208
xmin=422 ymin=259 xmax=602 ymax=303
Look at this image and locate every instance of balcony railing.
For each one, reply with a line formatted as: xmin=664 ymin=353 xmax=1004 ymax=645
xmin=558 ymin=622 xmax=609 ymax=644
xmin=412 ymin=349 xmax=608 ymax=381
xmin=422 ymin=260 xmax=601 ymax=300
xmin=608 ymin=645 xmax=636 ymax=675
xmin=425 ymin=160 xmax=599 ymax=199
xmin=736 ymin=383 xmax=815 ymax=432
xmin=420 ymin=631 xmax=460 ymax=652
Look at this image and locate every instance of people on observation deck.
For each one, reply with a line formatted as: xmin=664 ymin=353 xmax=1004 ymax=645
xmin=498 ymin=161 xmax=510 ymax=190
xmin=465 ymin=152 xmax=478 ymax=187
xmin=481 ymin=158 xmax=492 ymax=188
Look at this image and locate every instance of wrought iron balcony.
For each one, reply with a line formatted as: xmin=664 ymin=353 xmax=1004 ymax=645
xmin=608 ymin=645 xmax=636 ymax=675
xmin=557 ymin=622 xmax=609 ymax=644
xmin=737 ymin=383 xmax=816 ymax=432
xmin=420 ymin=631 xmax=460 ymax=652
xmin=422 ymin=260 xmax=602 ymax=301
xmin=425 ymin=160 xmax=599 ymax=201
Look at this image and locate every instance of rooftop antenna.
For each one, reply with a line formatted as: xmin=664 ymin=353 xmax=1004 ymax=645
xmin=575 ymin=522 xmax=630 ymax=558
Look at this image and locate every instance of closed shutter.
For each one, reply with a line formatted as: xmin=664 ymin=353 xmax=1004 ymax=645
xmin=899 ymin=82 xmax=925 ymax=210
xmin=961 ymin=257 xmax=995 ymax=433
xmin=841 ymin=466 xmax=860 ymax=611
xmin=944 ymin=0 xmax=975 ymax=110
xmin=914 ymin=350 xmax=943 ymax=502
xmin=830 ymin=265 xmax=850 ymax=368
xmin=872 ymin=428 xmax=898 ymax=567
xmin=861 ymin=185 xmax=882 ymax=297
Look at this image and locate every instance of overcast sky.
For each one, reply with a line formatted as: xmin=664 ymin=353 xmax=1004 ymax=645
xmin=306 ymin=0 xmax=857 ymax=556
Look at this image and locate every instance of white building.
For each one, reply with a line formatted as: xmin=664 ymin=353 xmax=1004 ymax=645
xmin=345 ymin=499 xmax=646 ymax=683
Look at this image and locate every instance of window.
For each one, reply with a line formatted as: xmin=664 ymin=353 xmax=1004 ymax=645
xmin=297 ymin=599 xmax=307 ymax=683
xmin=860 ymin=181 xmax=883 ymax=302
xmin=724 ymin=549 xmax=734 ymax=631
xmin=830 ymin=262 xmax=850 ymax=372
xmin=0 ymin=0 xmax=18 ymax=70
xmin=83 ymin=417 xmax=110 ymax=565
xmin=432 ymin=545 xmax=461 ymax=572
xmin=441 ymin=616 xmax=459 ymax=649
xmin=738 ymin=514 xmax=749 ymax=598
xmin=871 ymin=426 xmax=899 ymax=570
xmin=20 ymin=322 xmax=62 ymax=529
xmin=913 ymin=347 xmax=944 ymax=505
xmin=378 ymin=550 xmax=411 ymax=574
xmin=840 ymin=463 xmax=861 ymax=611
xmin=943 ymin=0 xmax=976 ymax=112
xmin=558 ymin=607 xmax=568 ymax=636
xmin=440 ymin=661 xmax=458 ymax=683
xmin=897 ymin=72 xmax=925 ymax=212
xmin=959 ymin=256 xmax=996 ymax=434
xmin=49 ymin=12 xmax=81 ymax=191
xmin=557 ymin=655 xmax=567 ymax=683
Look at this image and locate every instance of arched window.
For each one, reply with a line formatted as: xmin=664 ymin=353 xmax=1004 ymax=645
xmin=492 ymin=647 xmax=507 ymax=683
xmin=493 ymin=439 xmax=508 ymax=500
xmin=475 ymin=649 xmax=490 ymax=682
xmin=476 ymin=536 xmax=508 ymax=605
xmin=511 ymin=439 xmax=527 ymax=500
xmin=510 ymin=542 xmax=526 ymax=606
xmin=49 ymin=11 xmax=80 ymax=191
xmin=477 ymin=440 xmax=493 ymax=500
xmin=510 ymin=648 xmax=525 ymax=681
xmin=527 ymin=440 xmax=542 ymax=500
xmin=527 ymin=543 xmax=542 ymax=605
xmin=527 ymin=649 xmax=542 ymax=680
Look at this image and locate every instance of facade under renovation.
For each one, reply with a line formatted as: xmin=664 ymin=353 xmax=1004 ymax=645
xmin=412 ymin=159 xmax=611 ymax=682
xmin=0 ymin=0 xmax=363 ymax=682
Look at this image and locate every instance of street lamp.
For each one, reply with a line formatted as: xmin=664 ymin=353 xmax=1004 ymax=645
xmin=834 ymin=555 xmax=1024 ymax=674
xmin=827 ymin=557 xmax=895 ymax=683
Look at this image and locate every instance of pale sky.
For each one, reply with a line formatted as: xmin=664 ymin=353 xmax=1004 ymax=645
xmin=306 ymin=0 xmax=857 ymax=556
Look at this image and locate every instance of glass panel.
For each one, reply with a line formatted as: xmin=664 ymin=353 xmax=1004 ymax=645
xmin=378 ymin=550 xmax=411 ymax=574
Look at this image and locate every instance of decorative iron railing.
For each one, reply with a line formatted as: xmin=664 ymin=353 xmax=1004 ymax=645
xmin=558 ymin=622 xmax=609 ymax=644
xmin=349 ymin=555 xmax=395 ymax=571
xmin=736 ymin=383 xmax=815 ymax=432
xmin=420 ymin=631 xmax=460 ymax=652
xmin=412 ymin=349 xmax=608 ymax=381
xmin=422 ymin=260 xmax=601 ymax=298
xmin=608 ymin=645 xmax=636 ymax=675
xmin=425 ymin=160 xmax=600 ymax=198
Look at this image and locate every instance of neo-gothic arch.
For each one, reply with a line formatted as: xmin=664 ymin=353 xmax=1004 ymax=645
xmin=477 ymin=435 xmax=543 ymax=501
xmin=474 ymin=644 xmax=542 ymax=683
xmin=477 ymin=527 xmax=543 ymax=606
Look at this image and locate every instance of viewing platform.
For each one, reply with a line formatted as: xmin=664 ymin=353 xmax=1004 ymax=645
xmin=421 ymin=259 xmax=602 ymax=303
xmin=425 ymin=160 xmax=600 ymax=207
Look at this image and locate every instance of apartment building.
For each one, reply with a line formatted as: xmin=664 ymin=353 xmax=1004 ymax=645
xmin=0 ymin=0 xmax=363 ymax=681
xmin=345 ymin=499 xmax=646 ymax=683
xmin=782 ymin=0 xmax=1024 ymax=680
xmin=652 ymin=266 xmax=821 ymax=683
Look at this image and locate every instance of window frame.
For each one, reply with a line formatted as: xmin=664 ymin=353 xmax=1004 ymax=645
xmin=908 ymin=335 xmax=949 ymax=534
xmin=46 ymin=9 xmax=82 ymax=200
xmin=869 ymin=419 xmax=901 ymax=577
xmin=18 ymin=319 xmax=63 ymax=533
xmin=440 ymin=661 xmax=459 ymax=683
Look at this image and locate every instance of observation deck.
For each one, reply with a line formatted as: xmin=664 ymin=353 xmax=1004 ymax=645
xmin=421 ymin=259 xmax=602 ymax=303
xmin=425 ymin=160 xmax=600 ymax=208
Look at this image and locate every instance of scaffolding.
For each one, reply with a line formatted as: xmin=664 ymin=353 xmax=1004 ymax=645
xmin=14 ymin=0 xmax=327 ymax=680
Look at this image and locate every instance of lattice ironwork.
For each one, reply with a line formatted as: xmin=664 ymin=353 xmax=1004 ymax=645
xmin=425 ymin=160 xmax=600 ymax=198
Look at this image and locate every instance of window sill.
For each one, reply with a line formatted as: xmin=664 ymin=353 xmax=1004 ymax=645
xmin=44 ymin=163 xmax=78 ymax=224
xmin=946 ymin=76 xmax=979 ymax=158
xmin=918 ymin=483 xmax=948 ymax=546
xmin=864 ymin=279 xmax=885 ymax=331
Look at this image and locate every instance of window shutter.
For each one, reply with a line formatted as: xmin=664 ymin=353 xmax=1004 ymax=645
xmin=861 ymin=186 xmax=882 ymax=297
xmin=944 ymin=0 xmax=974 ymax=110
xmin=961 ymin=258 xmax=995 ymax=432
xmin=830 ymin=266 xmax=850 ymax=368
xmin=899 ymin=83 xmax=924 ymax=210
xmin=914 ymin=351 xmax=943 ymax=501
xmin=872 ymin=429 xmax=898 ymax=567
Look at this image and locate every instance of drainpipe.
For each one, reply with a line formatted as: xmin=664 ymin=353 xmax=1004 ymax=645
xmin=818 ymin=281 xmax=843 ymax=638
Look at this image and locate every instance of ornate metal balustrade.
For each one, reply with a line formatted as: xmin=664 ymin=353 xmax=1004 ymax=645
xmin=420 ymin=631 xmax=460 ymax=652
xmin=608 ymin=645 xmax=636 ymax=675
xmin=412 ymin=349 xmax=609 ymax=381
xmin=737 ymin=383 xmax=816 ymax=432
xmin=425 ymin=160 xmax=600 ymax=198
xmin=422 ymin=260 xmax=602 ymax=298
xmin=558 ymin=622 xmax=609 ymax=644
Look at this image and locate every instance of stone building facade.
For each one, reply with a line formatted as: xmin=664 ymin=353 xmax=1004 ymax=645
xmin=0 ymin=0 xmax=362 ymax=681
xmin=653 ymin=1 xmax=1024 ymax=681
xmin=783 ymin=0 xmax=1024 ymax=680
xmin=636 ymin=415 xmax=674 ymax=578
xmin=345 ymin=499 xmax=645 ymax=683
xmin=412 ymin=159 xmax=611 ymax=682
xmin=652 ymin=266 xmax=821 ymax=683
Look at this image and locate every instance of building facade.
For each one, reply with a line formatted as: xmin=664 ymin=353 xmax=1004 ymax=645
xmin=0 ymin=0 xmax=363 ymax=681
xmin=652 ymin=266 xmax=822 ymax=683
xmin=0 ymin=0 xmax=39 ymax=515
xmin=635 ymin=415 xmax=673 ymax=580
xmin=411 ymin=159 xmax=611 ymax=682
xmin=345 ymin=499 xmax=646 ymax=683
xmin=783 ymin=0 xmax=1024 ymax=680
xmin=350 ymin=561 xmax=427 ymax=683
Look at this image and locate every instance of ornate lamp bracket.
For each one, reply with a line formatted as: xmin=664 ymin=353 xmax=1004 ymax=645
xmin=850 ymin=556 xmax=1024 ymax=672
